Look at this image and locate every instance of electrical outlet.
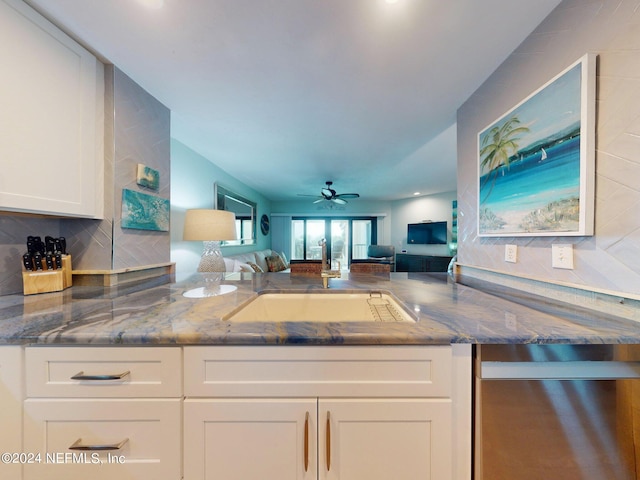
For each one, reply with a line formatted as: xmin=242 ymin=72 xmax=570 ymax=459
xmin=505 ymin=312 xmax=517 ymax=331
xmin=505 ymin=244 xmax=518 ymax=263
xmin=552 ymin=244 xmax=574 ymax=269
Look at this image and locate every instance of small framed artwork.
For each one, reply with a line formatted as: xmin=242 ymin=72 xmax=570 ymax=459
xmin=136 ymin=164 xmax=160 ymax=190
xmin=121 ymin=189 xmax=169 ymax=231
xmin=478 ymin=53 xmax=596 ymax=237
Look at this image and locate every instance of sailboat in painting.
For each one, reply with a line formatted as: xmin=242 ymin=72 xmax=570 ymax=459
xmin=540 ymin=147 xmax=548 ymax=161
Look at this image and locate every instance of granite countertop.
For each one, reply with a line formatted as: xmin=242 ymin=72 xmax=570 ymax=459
xmin=0 ymin=272 xmax=639 ymax=346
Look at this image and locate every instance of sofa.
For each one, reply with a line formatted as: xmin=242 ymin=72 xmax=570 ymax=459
xmin=223 ymin=249 xmax=289 ymax=273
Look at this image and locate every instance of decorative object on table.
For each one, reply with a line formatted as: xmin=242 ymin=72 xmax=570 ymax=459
xmin=260 ymin=214 xmax=270 ymax=235
xmin=182 ymin=209 xmax=237 ymax=297
xmin=136 ymin=163 xmax=160 ymax=190
xmin=121 ymin=188 xmax=170 ymax=231
xmin=478 ymin=53 xmax=595 ymax=237
xmin=22 ymin=235 xmax=72 ymax=295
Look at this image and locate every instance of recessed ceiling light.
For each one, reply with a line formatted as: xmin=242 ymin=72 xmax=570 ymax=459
xmin=413 ymin=192 xmax=421 ymax=196
xmin=136 ymin=0 xmax=164 ymax=8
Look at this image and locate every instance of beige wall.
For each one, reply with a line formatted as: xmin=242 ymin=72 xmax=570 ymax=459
xmin=457 ymin=0 xmax=640 ymax=299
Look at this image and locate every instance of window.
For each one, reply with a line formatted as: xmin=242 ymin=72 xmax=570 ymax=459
xmin=291 ymin=217 xmax=377 ymax=267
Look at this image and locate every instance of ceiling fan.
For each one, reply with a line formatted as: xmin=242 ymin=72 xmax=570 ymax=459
xmin=298 ymin=181 xmax=360 ymax=205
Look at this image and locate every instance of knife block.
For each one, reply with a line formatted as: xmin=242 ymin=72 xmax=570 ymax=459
xmin=22 ymin=255 xmax=72 ymax=295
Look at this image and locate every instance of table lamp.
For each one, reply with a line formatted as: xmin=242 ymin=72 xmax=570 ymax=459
xmin=183 ymin=209 xmax=237 ymax=297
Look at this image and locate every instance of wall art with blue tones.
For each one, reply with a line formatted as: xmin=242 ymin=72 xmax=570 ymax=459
xmin=478 ymin=54 xmax=595 ymax=237
xmin=121 ymin=188 xmax=169 ymax=232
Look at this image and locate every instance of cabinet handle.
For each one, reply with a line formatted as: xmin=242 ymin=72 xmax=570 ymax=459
xmin=304 ymin=411 xmax=310 ymax=472
xmin=326 ymin=410 xmax=331 ymax=471
xmin=70 ymin=370 xmax=130 ymax=381
xmin=69 ymin=438 xmax=128 ymax=451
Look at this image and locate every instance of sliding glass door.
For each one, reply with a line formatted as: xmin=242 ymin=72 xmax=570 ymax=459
xmin=290 ymin=217 xmax=376 ymax=268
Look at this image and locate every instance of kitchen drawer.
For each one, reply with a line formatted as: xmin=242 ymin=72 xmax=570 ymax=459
xmin=26 ymin=347 xmax=181 ymax=398
xmin=184 ymin=345 xmax=452 ymax=398
xmin=23 ymin=398 xmax=181 ymax=480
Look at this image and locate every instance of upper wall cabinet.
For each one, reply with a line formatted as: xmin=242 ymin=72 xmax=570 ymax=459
xmin=0 ymin=0 xmax=104 ymax=218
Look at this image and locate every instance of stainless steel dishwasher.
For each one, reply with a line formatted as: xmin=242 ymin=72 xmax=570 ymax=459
xmin=475 ymin=344 xmax=640 ymax=479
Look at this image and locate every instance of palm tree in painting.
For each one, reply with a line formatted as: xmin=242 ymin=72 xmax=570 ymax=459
xmin=479 ymin=116 xmax=529 ymax=202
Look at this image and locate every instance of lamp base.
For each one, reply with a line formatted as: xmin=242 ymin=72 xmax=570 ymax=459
xmin=197 ymin=240 xmax=226 ymax=272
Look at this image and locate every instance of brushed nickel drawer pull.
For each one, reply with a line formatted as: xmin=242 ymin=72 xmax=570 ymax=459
xmin=326 ymin=410 xmax=331 ymax=471
xmin=69 ymin=438 xmax=129 ymax=451
xmin=304 ymin=411 xmax=310 ymax=472
xmin=71 ymin=370 xmax=130 ymax=381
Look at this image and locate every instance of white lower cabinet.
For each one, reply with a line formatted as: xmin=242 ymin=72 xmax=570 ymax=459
xmin=15 ymin=344 xmax=471 ymax=480
xmin=23 ymin=398 xmax=181 ymax=480
xmin=185 ymin=397 xmax=450 ymax=480
xmin=23 ymin=346 xmax=182 ymax=480
xmin=0 ymin=347 xmax=23 ymax=480
xmin=183 ymin=345 xmax=464 ymax=480
xmin=185 ymin=398 xmax=317 ymax=480
xmin=319 ymin=398 xmax=451 ymax=479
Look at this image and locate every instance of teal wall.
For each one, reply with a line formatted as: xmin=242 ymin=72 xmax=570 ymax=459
xmin=170 ymin=139 xmax=272 ymax=280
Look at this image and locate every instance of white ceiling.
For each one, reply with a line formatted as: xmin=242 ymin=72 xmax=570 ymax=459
xmin=26 ymin=0 xmax=562 ymax=202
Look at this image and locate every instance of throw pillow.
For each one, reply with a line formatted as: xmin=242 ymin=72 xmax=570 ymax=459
xmin=266 ymin=254 xmax=287 ymax=272
xmin=247 ymin=261 xmax=263 ymax=273
xmin=238 ymin=262 xmax=255 ymax=272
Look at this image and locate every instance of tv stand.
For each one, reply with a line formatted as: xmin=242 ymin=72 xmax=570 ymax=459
xmin=396 ymin=254 xmax=453 ymax=272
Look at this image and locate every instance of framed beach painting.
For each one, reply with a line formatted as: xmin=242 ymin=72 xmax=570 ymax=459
xmin=478 ymin=53 xmax=596 ymax=237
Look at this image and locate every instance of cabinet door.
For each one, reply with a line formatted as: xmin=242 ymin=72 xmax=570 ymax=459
xmin=319 ymin=399 xmax=452 ymax=480
xmin=0 ymin=0 xmax=103 ymax=218
xmin=184 ymin=398 xmax=317 ymax=480
xmin=0 ymin=347 xmax=22 ymax=480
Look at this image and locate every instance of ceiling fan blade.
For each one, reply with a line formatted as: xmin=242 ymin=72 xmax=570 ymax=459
xmin=332 ymin=198 xmax=347 ymax=205
xmin=313 ymin=198 xmax=326 ymax=204
xmin=336 ymin=193 xmax=359 ymax=199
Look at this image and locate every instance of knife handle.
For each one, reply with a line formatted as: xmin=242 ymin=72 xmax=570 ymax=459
xmin=59 ymin=237 xmax=67 ymax=255
xmin=54 ymin=253 xmax=62 ymax=270
xmin=45 ymin=236 xmax=56 ymax=254
xmin=23 ymin=254 xmax=34 ymax=271
xmin=45 ymin=254 xmax=54 ymax=270
xmin=33 ymin=253 xmax=43 ymax=270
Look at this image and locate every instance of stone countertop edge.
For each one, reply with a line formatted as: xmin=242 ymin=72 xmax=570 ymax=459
xmin=0 ymin=272 xmax=638 ymax=346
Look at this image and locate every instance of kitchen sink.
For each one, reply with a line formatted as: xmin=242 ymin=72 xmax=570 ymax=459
xmin=225 ymin=291 xmax=416 ymax=323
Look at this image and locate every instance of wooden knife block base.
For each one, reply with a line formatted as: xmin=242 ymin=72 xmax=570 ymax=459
xmin=22 ymin=255 xmax=72 ymax=295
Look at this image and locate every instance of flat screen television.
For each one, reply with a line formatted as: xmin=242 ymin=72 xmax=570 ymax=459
xmin=407 ymin=221 xmax=447 ymax=244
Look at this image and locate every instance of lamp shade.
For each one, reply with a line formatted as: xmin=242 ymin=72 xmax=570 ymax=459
xmin=183 ymin=209 xmax=237 ymax=241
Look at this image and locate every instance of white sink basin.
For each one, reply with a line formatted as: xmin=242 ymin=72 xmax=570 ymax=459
xmin=225 ymin=291 xmax=416 ymax=323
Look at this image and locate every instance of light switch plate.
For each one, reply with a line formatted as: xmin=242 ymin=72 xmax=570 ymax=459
xmin=505 ymin=244 xmax=518 ymax=263
xmin=552 ymin=244 xmax=574 ymax=269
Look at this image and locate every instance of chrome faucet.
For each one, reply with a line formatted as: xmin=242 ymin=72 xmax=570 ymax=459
xmin=319 ymin=238 xmax=341 ymax=288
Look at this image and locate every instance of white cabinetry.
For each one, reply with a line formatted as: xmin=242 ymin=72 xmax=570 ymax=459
xmin=184 ymin=345 xmax=469 ymax=480
xmin=15 ymin=343 xmax=471 ymax=480
xmin=0 ymin=347 xmax=23 ymax=480
xmin=0 ymin=0 xmax=104 ymax=218
xmin=23 ymin=347 xmax=182 ymax=480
